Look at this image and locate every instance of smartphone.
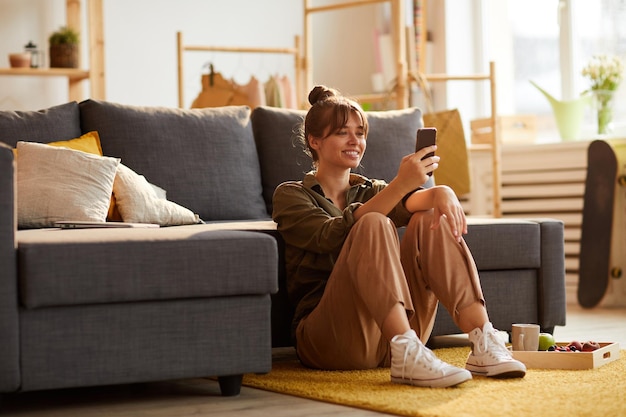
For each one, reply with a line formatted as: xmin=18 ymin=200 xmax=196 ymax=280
xmin=415 ymin=127 xmax=437 ymax=176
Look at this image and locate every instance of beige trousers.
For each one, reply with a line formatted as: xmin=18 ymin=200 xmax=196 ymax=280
xmin=295 ymin=210 xmax=485 ymax=370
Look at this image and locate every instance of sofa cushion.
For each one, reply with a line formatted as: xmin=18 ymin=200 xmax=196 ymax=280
xmin=432 ymin=269 xmax=539 ymax=335
xmin=16 ymin=142 xmax=120 ymax=229
xmin=251 ymin=106 xmax=424 ymax=213
xmin=0 ymin=102 xmax=81 ymax=147
xmin=17 ymin=222 xmax=278 ymax=309
xmin=465 ymin=218 xmax=541 ymax=270
xmin=358 ymin=107 xmax=424 ymax=183
xmin=79 ymin=100 xmax=268 ymax=221
xmin=250 ymin=106 xmax=308 ymax=213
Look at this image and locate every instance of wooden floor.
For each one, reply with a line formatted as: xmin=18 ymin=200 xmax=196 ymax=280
xmin=2 ymin=304 xmax=625 ymax=417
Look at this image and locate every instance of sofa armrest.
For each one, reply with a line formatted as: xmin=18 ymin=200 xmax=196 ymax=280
xmin=0 ymin=142 xmax=20 ymax=391
xmin=534 ymin=218 xmax=567 ymax=331
xmin=466 ymin=217 xmax=566 ymax=332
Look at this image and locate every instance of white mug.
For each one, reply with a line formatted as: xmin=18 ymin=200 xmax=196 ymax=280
xmin=511 ymin=323 xmax=540 ymax=351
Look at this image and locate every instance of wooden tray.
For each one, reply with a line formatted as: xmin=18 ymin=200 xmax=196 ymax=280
xmin=511 ymin=342 xmax=620 ymax=370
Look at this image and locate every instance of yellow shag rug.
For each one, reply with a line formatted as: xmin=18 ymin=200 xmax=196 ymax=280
xmin=243 ymin=347 xmax=626 ymax=417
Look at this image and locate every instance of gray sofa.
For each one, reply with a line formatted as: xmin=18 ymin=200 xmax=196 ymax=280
xmin=0 ymin=100 xmax=566 ymax=399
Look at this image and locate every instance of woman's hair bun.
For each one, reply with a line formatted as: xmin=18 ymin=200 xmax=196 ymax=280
xmin=308 ymin=85 xmax=339 ymax=106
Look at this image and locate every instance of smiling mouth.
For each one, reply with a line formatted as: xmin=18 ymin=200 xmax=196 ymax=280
xmin=344 ymin=150 xmax=360 ymax=157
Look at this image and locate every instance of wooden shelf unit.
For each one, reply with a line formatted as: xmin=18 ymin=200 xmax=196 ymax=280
xmin=0 ymin=0 xmax=105 ymax=102
xmin=0 ymin=67 xmax=90 ymax=80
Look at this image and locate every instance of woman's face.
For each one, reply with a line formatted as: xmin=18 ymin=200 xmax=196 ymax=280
xmin=309 ymin=111 xmax=366 ymax=171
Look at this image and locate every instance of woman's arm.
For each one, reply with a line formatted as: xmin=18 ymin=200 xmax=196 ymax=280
xmin=404 ymin=185 xmax=467 ymax=242
xmin=353 ymin=145 xmax=437 ymax=221
xmin=273 ymin=182 xmax=360 ymax=254
xmin=354 ymin=143 xmax=466 ymax=241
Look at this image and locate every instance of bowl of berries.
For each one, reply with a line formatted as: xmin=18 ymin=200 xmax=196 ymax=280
xmin=547 ymin=340 xmax=601 ymax=352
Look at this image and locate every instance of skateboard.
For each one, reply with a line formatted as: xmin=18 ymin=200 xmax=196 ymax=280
xmin=578 ymin=139 xmax=626 ymax=307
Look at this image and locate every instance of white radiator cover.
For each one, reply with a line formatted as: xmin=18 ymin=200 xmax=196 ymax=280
xmin=462 ymin=139 xmax=626 ymax=306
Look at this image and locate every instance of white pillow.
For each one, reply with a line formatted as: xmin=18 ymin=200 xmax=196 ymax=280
xmin=113 ymin=163 xmax=199 ymax=226
xmin=17 ymin=141 xmax=120 ymax=228
xmin=150 ymin=182 xmax=167 ymax=200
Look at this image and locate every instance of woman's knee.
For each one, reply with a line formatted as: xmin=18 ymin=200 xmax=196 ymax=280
xmin=408 ymin=210 xmax=453 ymax=236
xmin=408 ymin=209 xmax=434 ymax=226
xmin=356 ymin=212 xmax=394 ymax=230
xmin=351 ymin=212 xmax=398 ymax=241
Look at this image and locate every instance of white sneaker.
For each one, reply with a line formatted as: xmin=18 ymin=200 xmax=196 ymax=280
xmin=466 ymin=322 xmax=527 ymax=378
xmin=390 ymin=329 xmax=472 ymax=388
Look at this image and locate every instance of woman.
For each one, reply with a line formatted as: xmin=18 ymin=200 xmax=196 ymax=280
xmin=272 ymin=86 xmax=526 ymax=388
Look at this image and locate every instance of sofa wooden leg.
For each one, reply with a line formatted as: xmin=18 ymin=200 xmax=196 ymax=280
xmin=217 ymin=374 xmax=243 ymax=396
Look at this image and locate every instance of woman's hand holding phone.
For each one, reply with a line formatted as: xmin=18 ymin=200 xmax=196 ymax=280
xmin=416 ymin=128 xmax=438 ymax=177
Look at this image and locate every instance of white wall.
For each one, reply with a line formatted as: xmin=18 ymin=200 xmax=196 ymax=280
xmin=0 ymin=0 xmax=305 ymax=110
xmin=307 ymin=0 xmax=382 ymax=98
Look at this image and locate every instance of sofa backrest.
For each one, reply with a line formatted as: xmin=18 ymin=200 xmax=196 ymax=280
xmin=0 ymin=102 xmax=82 ymax=146
xmin=79 ymin=99 xmax=268 ymax=221
xmin=250 ymin=106 xmax=309 ymax=214
xmin=1 ymin=100 xmax=425 ymax=222
xmin=251 ymin=105 xmax=424 ymax=214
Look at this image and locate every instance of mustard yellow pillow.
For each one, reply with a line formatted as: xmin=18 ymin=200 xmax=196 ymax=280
xmin=49 ymin=131 xmax=104 ymax=155
xmin=12 ymin=131 xmax=103 ymax=157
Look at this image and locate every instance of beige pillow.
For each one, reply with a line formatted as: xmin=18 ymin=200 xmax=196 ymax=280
xmin=113 ymin=163 xmax=199 ymax=226
xmin=17 ymin=141 xmax=120 ymax=228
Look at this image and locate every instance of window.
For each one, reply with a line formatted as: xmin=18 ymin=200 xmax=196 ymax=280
xmin=445 ymin=0 xmax=626 ymax=141
xmin=504 ymin=0 xmax=625 ymax=140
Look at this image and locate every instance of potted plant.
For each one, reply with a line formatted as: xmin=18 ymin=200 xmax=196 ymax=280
xmin=49 ymin=26 xmax=80 ymax=68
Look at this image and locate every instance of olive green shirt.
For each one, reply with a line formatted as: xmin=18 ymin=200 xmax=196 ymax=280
xmin=272 ymin=171 xmax=414 ymax=339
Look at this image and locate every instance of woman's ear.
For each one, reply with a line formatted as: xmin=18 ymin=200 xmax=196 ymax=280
xmin=308 ymin=135 xmax=320 ymax=151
